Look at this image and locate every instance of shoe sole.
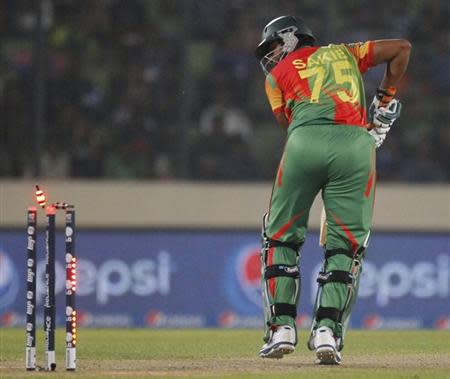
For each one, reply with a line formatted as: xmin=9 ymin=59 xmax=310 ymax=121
xmin=315 ymin=345 xmax=342 ymax=365
xmin=260 ymin=343 xmax=295 ymax=359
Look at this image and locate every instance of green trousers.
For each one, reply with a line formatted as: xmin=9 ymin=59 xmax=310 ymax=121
xmin=263 ymin=124 xmax=376 ymax=334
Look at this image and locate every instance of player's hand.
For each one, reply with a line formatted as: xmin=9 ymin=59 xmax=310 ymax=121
xmin=369 ymin=97 xmax=402 ymax=128
xmin=369 ymin=126 xmax=389 ymax=148
xmin=368 ymin=86 xmax=398 ymax=126
xmin=375 ymin=86 xmax=397 ymax=108
xmin=368 ymin=98 xmax=401 ymax=148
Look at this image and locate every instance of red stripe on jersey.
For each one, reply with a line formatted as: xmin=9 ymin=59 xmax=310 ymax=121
xmin=364 ymin=171 xmax=375 ymax=198
xmin=330 ymin=211 xmax=359 ymax=253
xmin=277 ymin=164 xmax=283 ymax=187
xmin=272 ymin=211 xmax=304 ymax=240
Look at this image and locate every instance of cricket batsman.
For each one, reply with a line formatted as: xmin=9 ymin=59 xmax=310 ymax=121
xmin=255 ymin=15 xmax=410 ymax=364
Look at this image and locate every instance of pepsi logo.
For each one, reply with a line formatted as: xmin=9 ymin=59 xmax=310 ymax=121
xmin=238 ymin=249 xmax=260 ymax=286
xmin=435 ymin=316 xmax=450 ymax=330
xmin=362 ymin=313 xmax=382 ymax=329
xmin=218 ymin=311 xmax=237 ymax=327
xmin=146 ymin=311 xmax=164 ymax=327
xmin=0 ymin=311 xmax=17 ymax=326
xmin=296 ymin=313 xmax=312 ymax=329
xmin=66 ymin=306 xmax=74 ymax=316
xmin=235 ymin=245 xmax=262 ymax=309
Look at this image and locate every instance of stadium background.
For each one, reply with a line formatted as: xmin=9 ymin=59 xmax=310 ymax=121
xmin=0 ymin=1 xmax=449 ymax=331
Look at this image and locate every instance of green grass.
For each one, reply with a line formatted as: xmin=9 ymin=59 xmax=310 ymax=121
xmin=1 ymin=328 xmax=449 ymax=378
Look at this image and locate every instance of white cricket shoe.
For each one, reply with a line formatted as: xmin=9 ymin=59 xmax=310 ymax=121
xmin=259 ymin=325 xmax=296 ymax=359
xmin=313 ymin=326 xmax=342 ymax=365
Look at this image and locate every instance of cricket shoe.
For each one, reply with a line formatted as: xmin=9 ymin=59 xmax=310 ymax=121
xmin=313 ymin=326 xmax=342 ymax=365
xmin=259 ymin=325 xmax=296 ymax=359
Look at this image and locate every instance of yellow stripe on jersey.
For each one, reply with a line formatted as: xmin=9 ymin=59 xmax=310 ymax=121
xmin=265 ymin=73 xmax=285 ymax=114
xmin=344 ymin=41 xmax=374 ymax=73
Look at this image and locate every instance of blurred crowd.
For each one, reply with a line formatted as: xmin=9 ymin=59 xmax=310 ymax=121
xmin=1 ymin=0 xmax=449 ymax=182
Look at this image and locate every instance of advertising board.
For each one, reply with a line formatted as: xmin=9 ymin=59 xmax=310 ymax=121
xmin=1 ymin=230 xmax=448 ymax=329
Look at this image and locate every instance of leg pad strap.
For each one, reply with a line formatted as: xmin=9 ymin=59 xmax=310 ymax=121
xmin=265 ymin=264 xmax=300 ymax=279
xmin=317 ymin=270 xmax=353 ymax=285
xmin=266 ymin=238 xmax=302 ymax=253
xmin=271 ymin=303 xmax=297 ymax=319
xmin=316 ymin=307 xmax=342 ymax=323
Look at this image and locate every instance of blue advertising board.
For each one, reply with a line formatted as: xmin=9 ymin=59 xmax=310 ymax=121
xmin=0 ymin=229 xmax=449 ymax=329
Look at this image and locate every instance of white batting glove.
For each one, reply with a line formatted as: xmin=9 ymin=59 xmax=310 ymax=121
xmin=370 ymin=97 xmax=402 ymax=127
xmin=368 ymin=98 xmax=402 ymax=148
xmin=369 ymin=126 xmax=389 ymax=148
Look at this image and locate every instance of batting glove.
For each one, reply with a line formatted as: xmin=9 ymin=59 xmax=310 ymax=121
xmin=369 ymin=125 xmax=389 ymax=148
xmin=368 ymin=86 xmax=398 ymax=123
xmin=368 ymin=96 xmax=402 ymax=148
xmin=370 ymin=97 xmax=402 ymax=127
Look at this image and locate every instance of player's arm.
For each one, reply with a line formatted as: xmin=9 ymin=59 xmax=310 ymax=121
xmin=265 ymin=74 xmax=289 ymax=130
xmin=368 ymin=40 xmax=411 ymax=147
xmin=346 ymin=39 xmax=411 ymax=104
xmin=372 ymin=39 xmax=411 ymax=93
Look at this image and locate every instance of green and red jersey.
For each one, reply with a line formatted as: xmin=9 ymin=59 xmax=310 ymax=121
xmin=265 ymin=41 xmax=375 ymax=130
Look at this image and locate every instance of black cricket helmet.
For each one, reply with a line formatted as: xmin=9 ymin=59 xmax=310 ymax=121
xmin=255 ymin=15 xmax=315 ymax=74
